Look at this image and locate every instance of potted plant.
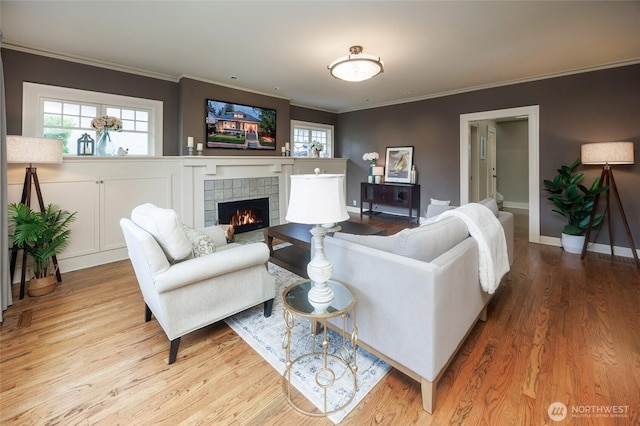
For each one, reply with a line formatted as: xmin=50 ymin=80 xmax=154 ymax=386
xmin=543 ymin=158 xmax=608 ymax=253
xmin=8 ymin=203 xmax=76 ymax=296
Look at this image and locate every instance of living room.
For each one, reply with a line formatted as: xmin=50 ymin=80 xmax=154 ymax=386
xmin=2 ymin=1 xmax=639 ymax=424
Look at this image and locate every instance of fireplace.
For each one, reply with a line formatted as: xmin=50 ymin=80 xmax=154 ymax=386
xmin=218 ymin=197 xmax=270 ymax=234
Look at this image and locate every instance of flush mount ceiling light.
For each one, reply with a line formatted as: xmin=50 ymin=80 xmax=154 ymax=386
xmin=328 ymin=45 xmax=384 ymax=82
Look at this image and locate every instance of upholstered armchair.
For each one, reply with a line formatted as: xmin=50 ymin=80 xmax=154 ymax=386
xmin=120 ymin=203 xmax=275 ymax=364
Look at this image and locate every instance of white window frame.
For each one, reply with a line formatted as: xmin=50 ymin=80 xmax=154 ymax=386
xmin=22 ymin=82 xmax=163 ymax=156
xmin=290 ymin=120 xmax=334 ymax=158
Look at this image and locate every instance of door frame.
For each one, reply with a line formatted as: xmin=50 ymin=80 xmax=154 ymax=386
xmin=460 ymin=105 xmax=540 ymax=243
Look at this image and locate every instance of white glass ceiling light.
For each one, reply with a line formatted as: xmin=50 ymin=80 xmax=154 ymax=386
xmin=328 ymin=45 xmax=384 ymax=82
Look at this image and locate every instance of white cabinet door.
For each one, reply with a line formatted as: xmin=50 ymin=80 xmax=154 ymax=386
xmin=100 ymin=175 xmax=172 ymax=251
xmin=7 ymin=178 xmax=100 ymax=260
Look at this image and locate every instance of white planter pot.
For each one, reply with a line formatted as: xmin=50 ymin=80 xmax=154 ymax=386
xmin=561 ymin=233 xmax=585 ymax=254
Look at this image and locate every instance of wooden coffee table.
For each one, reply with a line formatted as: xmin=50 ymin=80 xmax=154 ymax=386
xmin=264 ymin=221 xmax=387 ymax=278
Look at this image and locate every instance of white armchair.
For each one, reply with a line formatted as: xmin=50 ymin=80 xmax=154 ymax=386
xmin=120 ymin=203 xmax=275 ymax=364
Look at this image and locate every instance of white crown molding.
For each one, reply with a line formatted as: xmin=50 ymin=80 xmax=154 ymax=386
xmin=2 ymin=40 xmax=178 ymax=82
xmin=336 ymin=58 xmax=640 ymax=114
xmin=4 ymin=40 xmax=639 ymax=115
xmin=178 ymin=74 xmax=291 ymax=102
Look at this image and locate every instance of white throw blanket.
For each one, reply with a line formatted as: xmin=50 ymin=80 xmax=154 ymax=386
xmin=436 ymin=203 xmax=510 ymax=294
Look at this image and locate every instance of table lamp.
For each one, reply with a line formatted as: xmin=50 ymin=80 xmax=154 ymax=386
xmin=286 ymin=169 xmax=349 ymax=313
xmin=372 ymin=166 xmax=384 ymax=184
xmin=580 ymin=141 xmax=638 ymax=268
xmin=7 ymin=135 xmax=64 ymax=298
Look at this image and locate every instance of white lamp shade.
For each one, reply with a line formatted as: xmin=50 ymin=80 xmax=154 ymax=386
xmin=581 ymin=142 xmax=634 ymax=165
xmin=286 ymin=174 xmax=349 ymax=225
xmin=372 ymin=166 xmax=385 ymax=176
xmin=7 ymin=136 xmax=63 ymax=164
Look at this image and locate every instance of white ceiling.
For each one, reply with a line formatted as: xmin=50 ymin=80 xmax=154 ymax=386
xmin=2 ymin=1 xmax=639 ymax=113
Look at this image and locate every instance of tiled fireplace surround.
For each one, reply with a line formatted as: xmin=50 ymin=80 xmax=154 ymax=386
xmin=181 ymin=157 xmax=347 ymax=230
xmin=203 ymin=177 xmax=280 ymax=228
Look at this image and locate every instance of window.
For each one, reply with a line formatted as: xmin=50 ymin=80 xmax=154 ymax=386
xmin=290 ymin=120 xmax=334 ymax=158
xmin=23 ymin=82 xmax=163 ymax=156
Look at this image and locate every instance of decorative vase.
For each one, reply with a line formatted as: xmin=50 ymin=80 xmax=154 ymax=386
xmin=561 ymin=232 xmax=585 ymax=254
xmin=28 ymin=275 xmax=57 ymax=297
xmin=368 ymin=163 xmax=376 ymax=183
xmin=96 ymin=131 xmax=115 ymax=156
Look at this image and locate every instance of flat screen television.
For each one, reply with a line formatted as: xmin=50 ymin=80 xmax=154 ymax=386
xmin=205 ymin=99 xmax=276 ymax=150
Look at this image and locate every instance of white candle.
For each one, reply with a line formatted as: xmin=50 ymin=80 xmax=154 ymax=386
xmin=281 ymin=146 xmax=286 ymax=153
xmin=285 ymin=142 xmax=290 ymax=150
xmin=196 ymin=143 xmax=203 ymax=151
xmin=187 ymin=137 xmax=194 ymax=147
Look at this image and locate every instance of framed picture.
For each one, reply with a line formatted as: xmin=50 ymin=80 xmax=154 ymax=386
xmin=480 ymin=135 xmax=486 ymax=160
xmin=384 ymin=146 xmax=414 ymax=183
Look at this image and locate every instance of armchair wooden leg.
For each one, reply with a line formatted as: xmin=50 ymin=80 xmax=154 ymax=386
xmin=168 ymin=338 xmax=181 ymax=364
xmin=263 ymin=298 xmax=274 ymax=317
xmin=421 ymin=378 xmax=435 ymax=414
xmin=145 ymin=303 xmax=152 ymax=322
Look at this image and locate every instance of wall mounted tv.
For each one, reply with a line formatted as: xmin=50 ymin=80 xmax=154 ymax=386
xmin=205 ymin=99 xmax=276 ymax=150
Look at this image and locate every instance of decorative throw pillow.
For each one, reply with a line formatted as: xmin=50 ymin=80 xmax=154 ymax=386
xmin=131 ymin=203 xmax=192 ymax=263
xmin=430 ymin=198 xmax=451 ymax=206
xmin=182 ymin=225 xmax=216 ymax=258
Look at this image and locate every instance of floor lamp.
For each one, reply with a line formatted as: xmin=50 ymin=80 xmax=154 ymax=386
xmin=580 ymin=141 xmax=639 ymax=268
xmin=7 ymin=136 xmax=64 ymax=298
xmin=286 ymin=169 xmax=349 ymax=313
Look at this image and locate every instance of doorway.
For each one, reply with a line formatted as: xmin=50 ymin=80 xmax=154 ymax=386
xmin=460 ymin=106 xmax=540 ymax=243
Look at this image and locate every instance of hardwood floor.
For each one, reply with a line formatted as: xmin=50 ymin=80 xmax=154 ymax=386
xmin=1 ymin=209 xmax=638 ymax=425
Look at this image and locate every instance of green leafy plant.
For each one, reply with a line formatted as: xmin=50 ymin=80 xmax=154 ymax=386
xmin=8 ymin=203 xmax=77 ymax=278
xmin=543 ymin=158 xmax=608 ymax=236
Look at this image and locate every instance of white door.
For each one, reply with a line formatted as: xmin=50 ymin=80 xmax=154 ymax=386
xmin=487 ymin=126 xmax=497 ymax=200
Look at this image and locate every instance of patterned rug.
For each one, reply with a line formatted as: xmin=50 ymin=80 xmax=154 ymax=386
xmin=224 ymin=262 xmax=390 ymax=424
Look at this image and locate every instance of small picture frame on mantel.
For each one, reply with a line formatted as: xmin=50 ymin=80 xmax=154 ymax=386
xmin=384 ymin=146 xmax=413 ymax=183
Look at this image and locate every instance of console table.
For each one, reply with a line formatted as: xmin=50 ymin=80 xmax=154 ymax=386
xmin=360 ymin=182 xmax=420 ymax=225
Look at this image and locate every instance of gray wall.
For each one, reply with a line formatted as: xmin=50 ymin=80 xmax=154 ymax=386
xmin=2 ymin=48 xmax=180 ymax=155
xmin=337 ymin=64 xmax=640 ymax=248
xmin=496 ymin=120 xmax=528 ymax=205
xmin=178 ymin=77 xmax=291 ymax=156
xmin=2 ymin=49 xmax=337 ymax=157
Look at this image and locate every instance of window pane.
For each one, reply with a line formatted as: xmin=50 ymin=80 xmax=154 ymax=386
xmin=106 ymin=107 xmax=121 ymax=118
xmin=121 ymin=109 xmax=135 ymax=120
xmin=122 ymin=120 xmax=135 ymax=131
xmin=44 ymin=114 xmax=62 ymax=126
xmin=81 ymin=105 xmax=97 ymax=117
xmin=136 ymin=110 xmax=149 ymax=121
xmin=44 ymin=101 xmax=62 ymax=114
xmin=136 ymin=121 xmax=148 ymax=132
xmin=63 ymin=103 xmax=80 ymax=115
xmin=63 ymin=115 xmax=80 ymax=127
xmin=80 ymin=117 xmax=93 ymax=128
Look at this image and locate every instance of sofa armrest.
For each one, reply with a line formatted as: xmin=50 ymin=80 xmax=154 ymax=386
xmin=153 ymin=242 xmax=270 ymax=293
xmin=325 ymin=235 xmax=485 ymax=382
xmin=497 ymin=211 xmax=514 ymax=266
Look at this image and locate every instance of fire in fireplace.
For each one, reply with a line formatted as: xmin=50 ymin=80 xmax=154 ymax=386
xmin=218 ymin=197 xmax=270 ymax=234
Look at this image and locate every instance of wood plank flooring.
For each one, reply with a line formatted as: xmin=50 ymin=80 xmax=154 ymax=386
xmin=1 ymin=209 xmax=639 ymax=425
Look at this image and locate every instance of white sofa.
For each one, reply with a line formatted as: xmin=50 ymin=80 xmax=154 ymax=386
xmin=323 ymin=198 xmax=513 ymax=413
xmin=120 ymin=204 xmax=275 ymax=364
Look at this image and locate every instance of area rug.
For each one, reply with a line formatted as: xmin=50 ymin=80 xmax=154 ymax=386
xmin=224 ymin=263 xmax=391 ymax=424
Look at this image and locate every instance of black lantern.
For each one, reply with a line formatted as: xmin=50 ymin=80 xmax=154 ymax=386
xmin=77 ymin=133 xmax=95 ymax=156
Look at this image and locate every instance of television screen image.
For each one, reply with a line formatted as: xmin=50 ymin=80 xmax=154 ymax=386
xmin=205 ymin=99 xmax=276 ymax=150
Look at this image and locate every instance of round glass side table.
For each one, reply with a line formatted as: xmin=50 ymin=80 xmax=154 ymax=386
xmin=281 ymin=280 xmax=358 ymax=417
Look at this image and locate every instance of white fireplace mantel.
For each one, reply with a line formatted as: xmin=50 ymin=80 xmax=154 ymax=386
xmin=181 ymin=156 xmax=347 ymax=228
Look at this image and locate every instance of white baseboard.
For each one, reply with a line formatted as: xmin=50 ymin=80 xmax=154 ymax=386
xmin=537 ymin=235 xmax=640 ymax=259
xmin=11 ymin=248 xmax=129 ymax=285
xmin=503 ymin=201 xmax=529 ymax=209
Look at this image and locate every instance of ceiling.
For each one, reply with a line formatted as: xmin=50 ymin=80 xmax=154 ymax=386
xmin=2 ymin=1 xmax=639 ymax=113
